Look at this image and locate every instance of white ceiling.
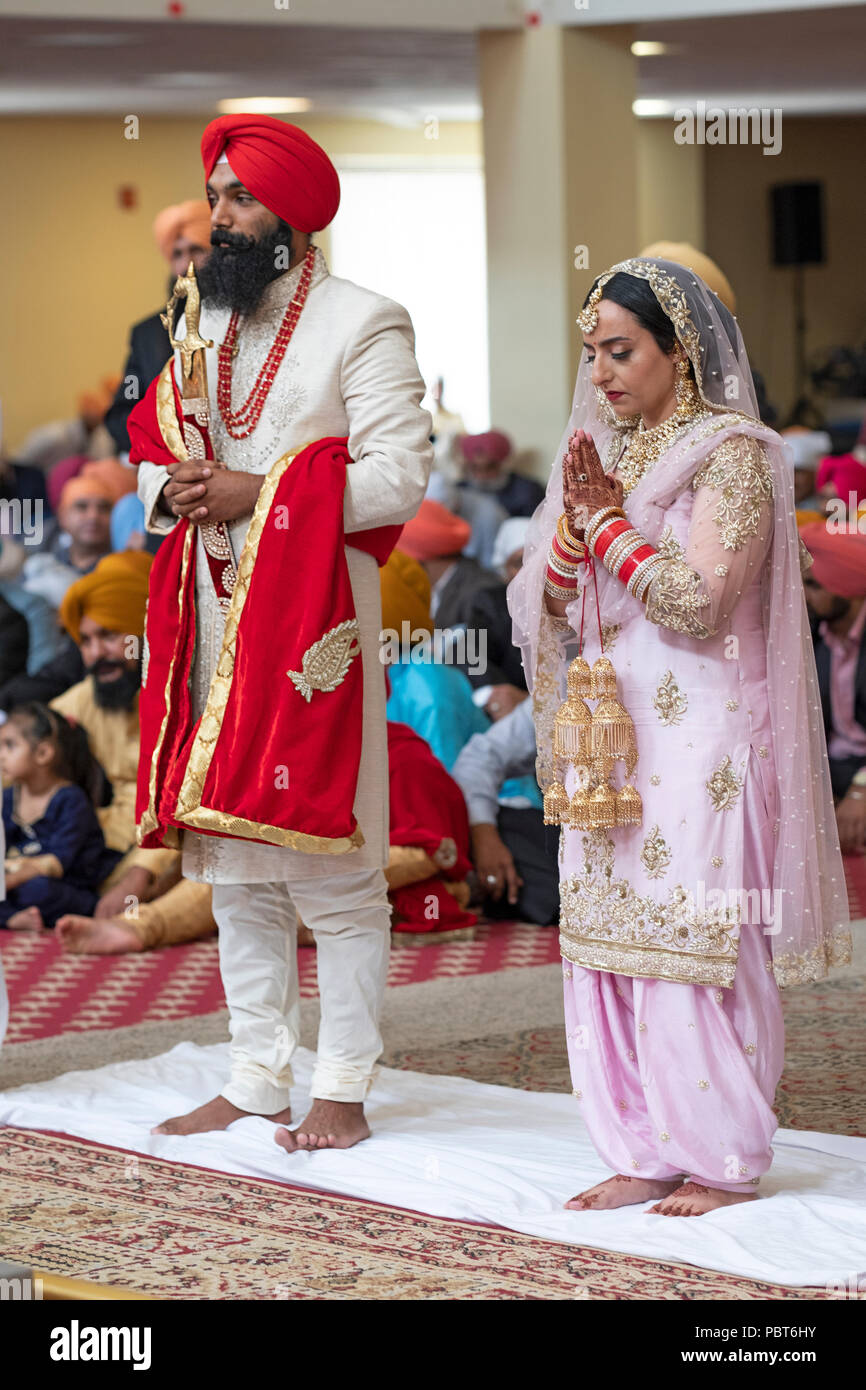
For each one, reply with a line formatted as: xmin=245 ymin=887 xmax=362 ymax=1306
xmin=0 ymin=7 xmax=864 ymax=121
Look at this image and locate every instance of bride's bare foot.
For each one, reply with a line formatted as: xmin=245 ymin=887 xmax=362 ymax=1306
xmin=649 ymin=1181 xmax=759 ymax=1216
xmin=56 ymin=913 xmax=144 ymax=955
xmin=274 ymin=1100 xmax=370 ymax=1153
xmin=6 ymin=906 xmax=44 ymax=931
xmin=565 ymin=1174 xmax=685 ymax=1211
xmin=151 ymin=1095 xmax=292 ymax=1136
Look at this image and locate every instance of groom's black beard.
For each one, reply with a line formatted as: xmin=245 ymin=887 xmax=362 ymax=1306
xmin=197 ymin=219 xmax=296 ymax=315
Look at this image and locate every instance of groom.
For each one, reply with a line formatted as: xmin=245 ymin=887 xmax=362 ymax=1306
xmin=133 ymin=114 xmax=432 ymax=1151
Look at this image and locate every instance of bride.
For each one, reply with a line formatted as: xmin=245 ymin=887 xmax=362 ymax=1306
xmin=508 ymin=258 xmax=850 ymax=1217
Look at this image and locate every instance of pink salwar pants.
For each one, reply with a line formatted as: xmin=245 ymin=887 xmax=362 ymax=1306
xmin=564 ymin=919 xmax=785 ymax=1192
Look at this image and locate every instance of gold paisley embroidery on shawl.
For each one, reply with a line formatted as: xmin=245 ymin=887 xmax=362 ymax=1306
xmin=286 ymin=619 xmax=361 ymax=703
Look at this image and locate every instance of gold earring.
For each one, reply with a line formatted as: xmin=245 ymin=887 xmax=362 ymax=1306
xmin=674 ymin=355 xmax=694 ymax=409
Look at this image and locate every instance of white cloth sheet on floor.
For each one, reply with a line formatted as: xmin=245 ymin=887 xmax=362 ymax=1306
xmin=1 ymin=1041 xmax=864 ymax=1289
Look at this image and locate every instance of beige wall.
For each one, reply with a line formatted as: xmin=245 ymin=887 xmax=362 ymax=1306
xmin=0 ymin=114 xmax=480 ymax=452
xmin=636 ymin=118 xmax=705 ymax=252
xmin=704 ymin=116 xmax=865 ymax=418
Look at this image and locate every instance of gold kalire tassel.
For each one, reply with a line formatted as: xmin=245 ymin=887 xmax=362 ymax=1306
xmin=548 ymin=654 xmax=643 ymax=831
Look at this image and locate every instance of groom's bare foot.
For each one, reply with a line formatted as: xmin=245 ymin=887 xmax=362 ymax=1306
xmin=565 ymin=1174 xmax=685 ymax=1211
xmin=57 ymin=914 xmax=144 ymax=955
xmin=151 ymin=1095 xmax=292 ymax=1135
xmin=274 ymin=1100 xmax=370 ymax=1152
xmin=649 ymin=1181 xmax=759 ymax=1216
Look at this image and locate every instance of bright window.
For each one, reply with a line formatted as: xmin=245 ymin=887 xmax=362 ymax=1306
xmin=329 ymin=166 xmax=489 ymax=432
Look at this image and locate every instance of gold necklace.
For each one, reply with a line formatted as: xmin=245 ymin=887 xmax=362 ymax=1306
xmin=617 ymin=396 xmax=710 ymax=495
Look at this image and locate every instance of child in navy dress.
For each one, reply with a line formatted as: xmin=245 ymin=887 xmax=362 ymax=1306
xmin=0 ymin=703 xmax=121 ymax=930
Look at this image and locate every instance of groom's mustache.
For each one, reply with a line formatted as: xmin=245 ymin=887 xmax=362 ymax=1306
xmin=211 ymin=229 xmax=257 ymax=252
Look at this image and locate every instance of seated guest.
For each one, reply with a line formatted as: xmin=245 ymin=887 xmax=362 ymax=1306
xmin=452 ymin=697 xmax=559 ymax=926
xmin=381 ymin=547 xmax=489 ymax=769
xmin=0 ymin=591 xmax=29 ymax=688
xmin=801 ymin=524 xmax=866 ymax=853
xmin=1 ymin=704 xmax=121 ymax=930
xmin=105 ymin=200 xmax=212 ymax=456
xmin=781 ymin=428 xmax=832 ymax=520
xmin=425 ymin=469 xmax=507 ymax=571
xmin=0 ymin=634 xmax=84 ymax=713
xmin=457 ymin=429 xmax=545 ymax=518
xmin=399 ymin=498 xmax=527 ymax=721
xmin=40 ymin=551 xmax=216 ymax=955
xmin=491 ymin=516 xmax=531 ymax=584
xmin=386 ymin=721 xmax=477 ymax=939
xmin=20 ymin=476 xmax=114 ymax=609
xmin=13 ymin=381 xmax=117 ymax=478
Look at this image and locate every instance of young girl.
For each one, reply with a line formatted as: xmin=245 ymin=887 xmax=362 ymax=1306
xmin=0 ymin=703 xmax=121 ymax=930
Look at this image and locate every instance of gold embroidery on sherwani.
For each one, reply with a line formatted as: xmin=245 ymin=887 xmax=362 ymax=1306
xmin=173 ymin=445 xmax=365 ymax=855
xmin=691 ymin=436 xmax=774 ymax=551
xmin=645 ymin=558 xmax=713 ymax=638
xmin=559 ymin=829 xmax=741 ymax=987
xmin=640 ymin=825 xmax=672 ymax=879
xmin=286 ymin=619 xmax=361 ymax=703
xmin=706 ymin=755 xmax=743 ymax=811
xmin=653 ymin=671 xmax=688 ymax=726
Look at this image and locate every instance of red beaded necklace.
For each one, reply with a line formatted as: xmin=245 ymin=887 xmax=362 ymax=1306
xmin=216 ymin=244 xmax=316 ymax=440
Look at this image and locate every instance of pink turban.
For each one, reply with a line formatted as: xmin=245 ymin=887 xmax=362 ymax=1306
xmin=398 ymin=501 xmax=472 ymax=562
xmin=800 ymin=523 xmax=866 ymax=599
xmin=152 ymin=200 xmax=212 ymax=262
xmin=200 ymin=115 xmax=340 ymax=233
xmin=815 ymin=454 xmax=866 ymax=507
xmin=459 ymin=431 xmax=512 ymax=465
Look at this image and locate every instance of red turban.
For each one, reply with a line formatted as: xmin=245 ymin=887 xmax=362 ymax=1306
xmin=398 ymin=501 xmax=471 ymax=563
xmin=800 ymin=523 xmax=866 ymax=599
xmin=200 ymin=115 xmax=340 ymax=233
xmin=458 ymin=430 xmax=512 ymax=465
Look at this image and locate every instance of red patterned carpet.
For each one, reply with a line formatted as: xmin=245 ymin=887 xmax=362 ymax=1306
xmin=0 ymin=920 xmax=561 ymax=1045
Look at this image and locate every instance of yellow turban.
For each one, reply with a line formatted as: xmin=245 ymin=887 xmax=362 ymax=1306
xmin=60 ymin=550 xmax=153 ymax=644
xmin=380 ymin=549 xmax=433 ymax=640
xmin=152 ymin=200 xmax=212 ymax=263
xmin=639 ymin=241 xmax=737 ymax=315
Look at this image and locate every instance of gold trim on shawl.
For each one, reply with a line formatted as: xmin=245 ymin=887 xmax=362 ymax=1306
xmin=174 ymin=444 xmax=365 ymax=855
xmin=137 ymin=524 xmax=194 ymax=846
xmin=155 ymin=361 xmax=189 ymax=461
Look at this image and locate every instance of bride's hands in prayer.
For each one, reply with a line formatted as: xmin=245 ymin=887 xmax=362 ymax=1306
xmin=562 ymin=429 xmax=623 ymax=537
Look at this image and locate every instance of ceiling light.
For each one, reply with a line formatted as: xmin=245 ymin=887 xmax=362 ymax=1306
xmin=218 ymin=97 xmax=311 ymax=115
xmin=632 ymin=99 xmax=673 ymax=117
xmin=631 ymin=42 xmax=679 ymax=57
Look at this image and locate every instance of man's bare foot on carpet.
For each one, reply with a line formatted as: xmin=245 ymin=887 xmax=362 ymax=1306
xmin=5 ymin=906 xmax=44 ymax=931
xmin=56 ymin=914 xmax=144 ymax=955
xmin=274 ymin=1100 xmax=370 ymax=1152
xmin=649 ymin=1181 xmax=758 ymax=1216
xmin=565 ymin=1174 xmax=685 ymax=1211
xmin=151 ymin=1095 xmax=292 ymax=1136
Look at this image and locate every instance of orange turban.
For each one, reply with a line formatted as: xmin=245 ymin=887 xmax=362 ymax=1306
xmin=80 ymin=458 xmax=138 ymax=502
xmin=58 ymin=476 xmax=115 ymax=513
xmin=380 ymin=550 xmax=433 ymax=639
xmin=152 ymin=199 xmax=212 ymax=262
xmin=800 ymin=523 xmax=866 ymax=599
xmin=201 ymin=115 xmax=340 ymax=233
xmin=398 ymin=500 xmax=472 ymax=563
xmin=60 ymin=550 xmax=153 ymax=644
xmin=639 ymin=241 xmax=737 ymax=315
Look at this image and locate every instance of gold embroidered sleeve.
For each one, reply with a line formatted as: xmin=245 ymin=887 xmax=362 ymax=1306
xmin=644 ymin=557 xmax=714 ymax=639
xmin=691 ymin=436 xmax=774 ymax=551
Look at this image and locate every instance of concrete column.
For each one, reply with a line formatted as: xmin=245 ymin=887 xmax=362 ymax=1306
xmin=479 ymin=24 xmax=638 ymax=473
xmin=637 ymin=118 xmax=706 ymax=251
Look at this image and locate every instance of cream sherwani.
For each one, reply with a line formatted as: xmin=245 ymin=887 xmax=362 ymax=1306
xmin=137 ymin=247 xmax=432 ymax=1107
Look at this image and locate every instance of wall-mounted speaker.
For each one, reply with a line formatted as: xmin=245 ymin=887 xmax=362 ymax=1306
xmin=771 ymin=182 xmax=825 ymax=267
